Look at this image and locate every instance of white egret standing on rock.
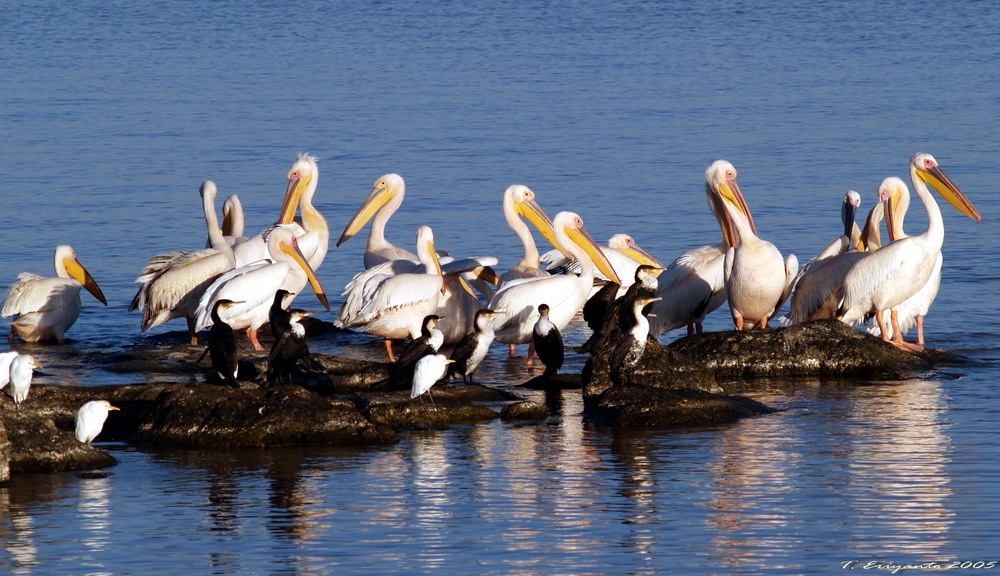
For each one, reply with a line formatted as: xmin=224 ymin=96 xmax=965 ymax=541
xmin=8 ymin=354 xmax=39 ymax=409
xmin=75 ymin=400 xmax=120 ymax=444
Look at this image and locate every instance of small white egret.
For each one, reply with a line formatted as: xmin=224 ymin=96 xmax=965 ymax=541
xmin=75 ymin=400 xmax=120 ymax=444
xmin=410 ymin=354 xmax=454 ymax=403
xmin=8 ymin=354 xmax=40 ymax=408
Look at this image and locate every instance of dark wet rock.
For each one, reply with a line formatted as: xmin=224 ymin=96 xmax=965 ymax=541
xmin=0 ymin=398 xmax=117 ymax=477
xmin=584 ymin=320 xmax=931 ymax=398
xmin=0 ymin=418 xmax=9 ymax=482
xmin=500 ymin=401 xmax=548 ymax=421
xmin=349 ymin=383 xmax=514 ymax=430
xmin=586 ymin=384 xmax=775 ymax=427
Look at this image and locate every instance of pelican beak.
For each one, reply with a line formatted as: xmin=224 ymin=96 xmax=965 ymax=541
xmin=564 ymin=222 xmax=622 ymax=285
xmin=337 ymin=182 xmax=395 ymax=246
xmin=458 ymin=275 xmax=477 ymax=298
xmin=279 ymin=170 xmax=312 ymax=225
xmin=884 ymin=186 xmax=902 ymax=243
xmin=718 ymin=174 xmax=757 ymax=236
xmin=842 ymin=198 xmax=858 ymax=240
xmin=517 ymin=198 xmax=573 ymax=259
xmin=222 ymin=206 xmax=235 ymax=237
xmin=476 ymin=265 xmax=500 ymax=285
xmin=917 ymin=165 xmax=982 ymax=222
xmin=108 ymin=404 xmax=120 ymax=411
xmin=280 ymin=238 xmax=330 ymax=310
xmin=425 ymin=238 xmax=446 ymax=293
xmin=621 ymin=242 xmax=663 ymax=268
xmin=63 ymin=258 xmax=107 ymax=305
xmin=711 ymin=188 xmax=739 ymax=248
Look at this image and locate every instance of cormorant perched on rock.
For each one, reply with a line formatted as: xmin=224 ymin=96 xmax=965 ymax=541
xmin=267 ymin=308 xmax=319 ymax=384
xmin=448 ymin=309 xmax=498 ymax=384
xmin=531 ymin=304 xmax=563 ymax=377
xmin=268 ymin=289 xmax=294 ymax=340
xmin=610 ymin=296 xmax=661 ymax=386
xmin=410 ymin=353 xmax=454 ymax=403
xmin=580 ymin=265 xmax=663 ymax=354
xmin=583 ymin=281 xmax=622 ymax=331
xmin=208 ymin=299 xmax=241 ymax=387
xmin=389 ymin=314 xmax=444 ymax=386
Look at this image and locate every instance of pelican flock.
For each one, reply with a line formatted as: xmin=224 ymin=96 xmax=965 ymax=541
xmin=1 ymin=152 xmax=983 ymax=395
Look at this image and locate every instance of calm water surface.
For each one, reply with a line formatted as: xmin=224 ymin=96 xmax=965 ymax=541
xmin=2 ymin=1 xmax=999 ymax=574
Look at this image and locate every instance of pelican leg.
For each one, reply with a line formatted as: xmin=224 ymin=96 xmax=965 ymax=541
xmin=890 ymin=310 xmax=904 ymax=343
xmin=7 ymin=326 xmax=14 ymax=343
xmin=734 ymin=316 xmax=745 ymax=331
xmin=186 ymin=317 xmax=199 ymax=346
xmin=916 ymin=315 xmax=926 ymax=346
xmin=384 ymin=339 xmax=396 ymax=362
xmin=508 ymin=343 xmax=517 ymax=358
xmin=247 ymin=327 xmax=264 ymax=352
xmin=526 ymin=338 xmax=536 ymax=367
xmin=757 ymin=317 xmax=768 ymax=330
xmin=874 ymin=308 xmax=890 ymax=342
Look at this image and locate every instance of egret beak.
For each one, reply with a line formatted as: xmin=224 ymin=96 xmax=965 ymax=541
xmin=917 ymin=165 xmax=982 ymax=222
xmin=280 ymin=238 xmax=330 ymax=310
xmin=337 ymin=182 xmax=395 ymax=246
xmin=63 ymin=258 xmax=107 ymax=305
xmin=517 ymin=197 xmax=573 ymax=260
xmin=564 ymin=222 xmax=622 ymax=285
xmin=108 ymin=404 xmax=120 ymax=411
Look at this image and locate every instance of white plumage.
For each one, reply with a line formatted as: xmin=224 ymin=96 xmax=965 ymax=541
xmin=3 ymin=245 xmax=107 ymax=343
xmin=75 ymin=400 xmax=120 ymax=444
xmin=410 ymin=353 xmax=454 ymax=401
xmin=8 ymin=354 xmax=39 ymax=408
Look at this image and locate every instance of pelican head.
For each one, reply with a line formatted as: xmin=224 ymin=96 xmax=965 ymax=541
xmin=878 ymin=177 xmax=909 ymax=242
xmin=608 ymin=234 xmax=664 ymax=268
xmin=415 ymin=225 xmax=446 ymax=293
xmin=552 ymin=212 xmax=623 ymax=285
xmin=911 ymin=152 xmax=982 ymax=222
xmin=338 ymin=173 xmax=404 ymax=246
xmin=842 ymin=190 xmax=861 ymax=239
xmin=55 ymin=245 xmax=107 ymax=305
xmin=269 ymin=227 xmax=331 ymax=310
xmin=505 ymin=184 xmax=572 ymax=259
xmin=706 ymin=160 xmax=756 ymax=247
xmin=280 ymin=153 xmax=319 ymax=225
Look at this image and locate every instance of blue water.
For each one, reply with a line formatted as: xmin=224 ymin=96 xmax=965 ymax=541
xmin=2 ymin=1 xmax=1000 ymax=574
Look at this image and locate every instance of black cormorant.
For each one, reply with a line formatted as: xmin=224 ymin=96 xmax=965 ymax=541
xmin=610 ymin=296 xmax=661 ymax=386
xmin=531 ymin=303 xmax=563 ymax=377
xmin=448 ymin=309 xmax=497 ymax=384
xmin=208 ymin=299 xmax=241 ymax=387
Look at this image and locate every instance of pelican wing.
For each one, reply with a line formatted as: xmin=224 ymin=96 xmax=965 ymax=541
xmin=2 ymin=273 xmax=80 ymax=317
xmin=194 ymin=260 xmax=280 ymax=330
xmin=354 ymin=274 xmax=443 ymax=325
xmin=489 ymin=274 xmax=580 ymax=342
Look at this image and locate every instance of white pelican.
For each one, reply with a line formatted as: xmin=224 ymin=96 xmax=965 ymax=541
xmin=838 ymin=153 xmax=981 ymax=349
xmin=489 ymin=211 xmax=622 ymax=363
xmin=75 ymin=400 xmax=120 ymax=444
xmin=722 ymin=169 xmax=798 ymax=330
xmin=544 ymin=233 xmax=663 ymax=298
xmin=130 ymin=181 xmax=237 ymax=345
xmin=195 ymin=226 xmax=330 ymax=351
xmin=788 ymin=190 xmax=864 ymax=324
xmin=204 ymin=194 xmax=247 ymax=249
xmin=337 ymin=173 xmax=416 ymax=268
xmin=498 ymin=184 xmax=567 ymax=285
xmin=277 ymin=153 xmax=329 ymax=271
xmin=335 ymin=225 xmax=446 ymax=361
xmin=3 ymin=245 xmax=107 ymax=343
xmin=648 ymin=160 xmax=752 ymax=337
xmin=8 ymin=354 xmax=39 ymax=408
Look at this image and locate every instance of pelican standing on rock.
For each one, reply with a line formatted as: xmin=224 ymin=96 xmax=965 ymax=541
xmin=838 ymin=153 xmax=981 ymax=349
xmin=75 ymin=400 xmax=120 ymax=444
xmin=648 ymin=160 xmax=752 ymax=337
xmin=721 ymin=167 xmax=798 ymax=330
xmin=131 ymin=181 xmax=237 ymax=345
xmin=490 ymin=211 xmax=622 ymax=364
xmin=196 ymin=226 xmax=329 ymax=351
xmin=337 ymin=173 xmax=416 ymax=268
xmin=3 ymin=245 xmax=107 ymax=344
xmin=336 ymin=225 xmax=445 ymax=361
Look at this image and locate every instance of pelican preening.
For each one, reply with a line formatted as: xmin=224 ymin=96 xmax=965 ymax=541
xmin=3 ymin=245 xmax=107 ymax=343
xmin=195 ymin=226 xmax=330 ymax=351
xmin=489 ymin=211 xmax=622 ymax=364
xmin=837 ymin=153 xmax=981 ymax=349
xmin=544 ymin=233 xmax=663 ymax=297
xmin=648 ymin=160 xmax=750 ymax=337
xmin=720 ymin=163 xmax=798 ymax=330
